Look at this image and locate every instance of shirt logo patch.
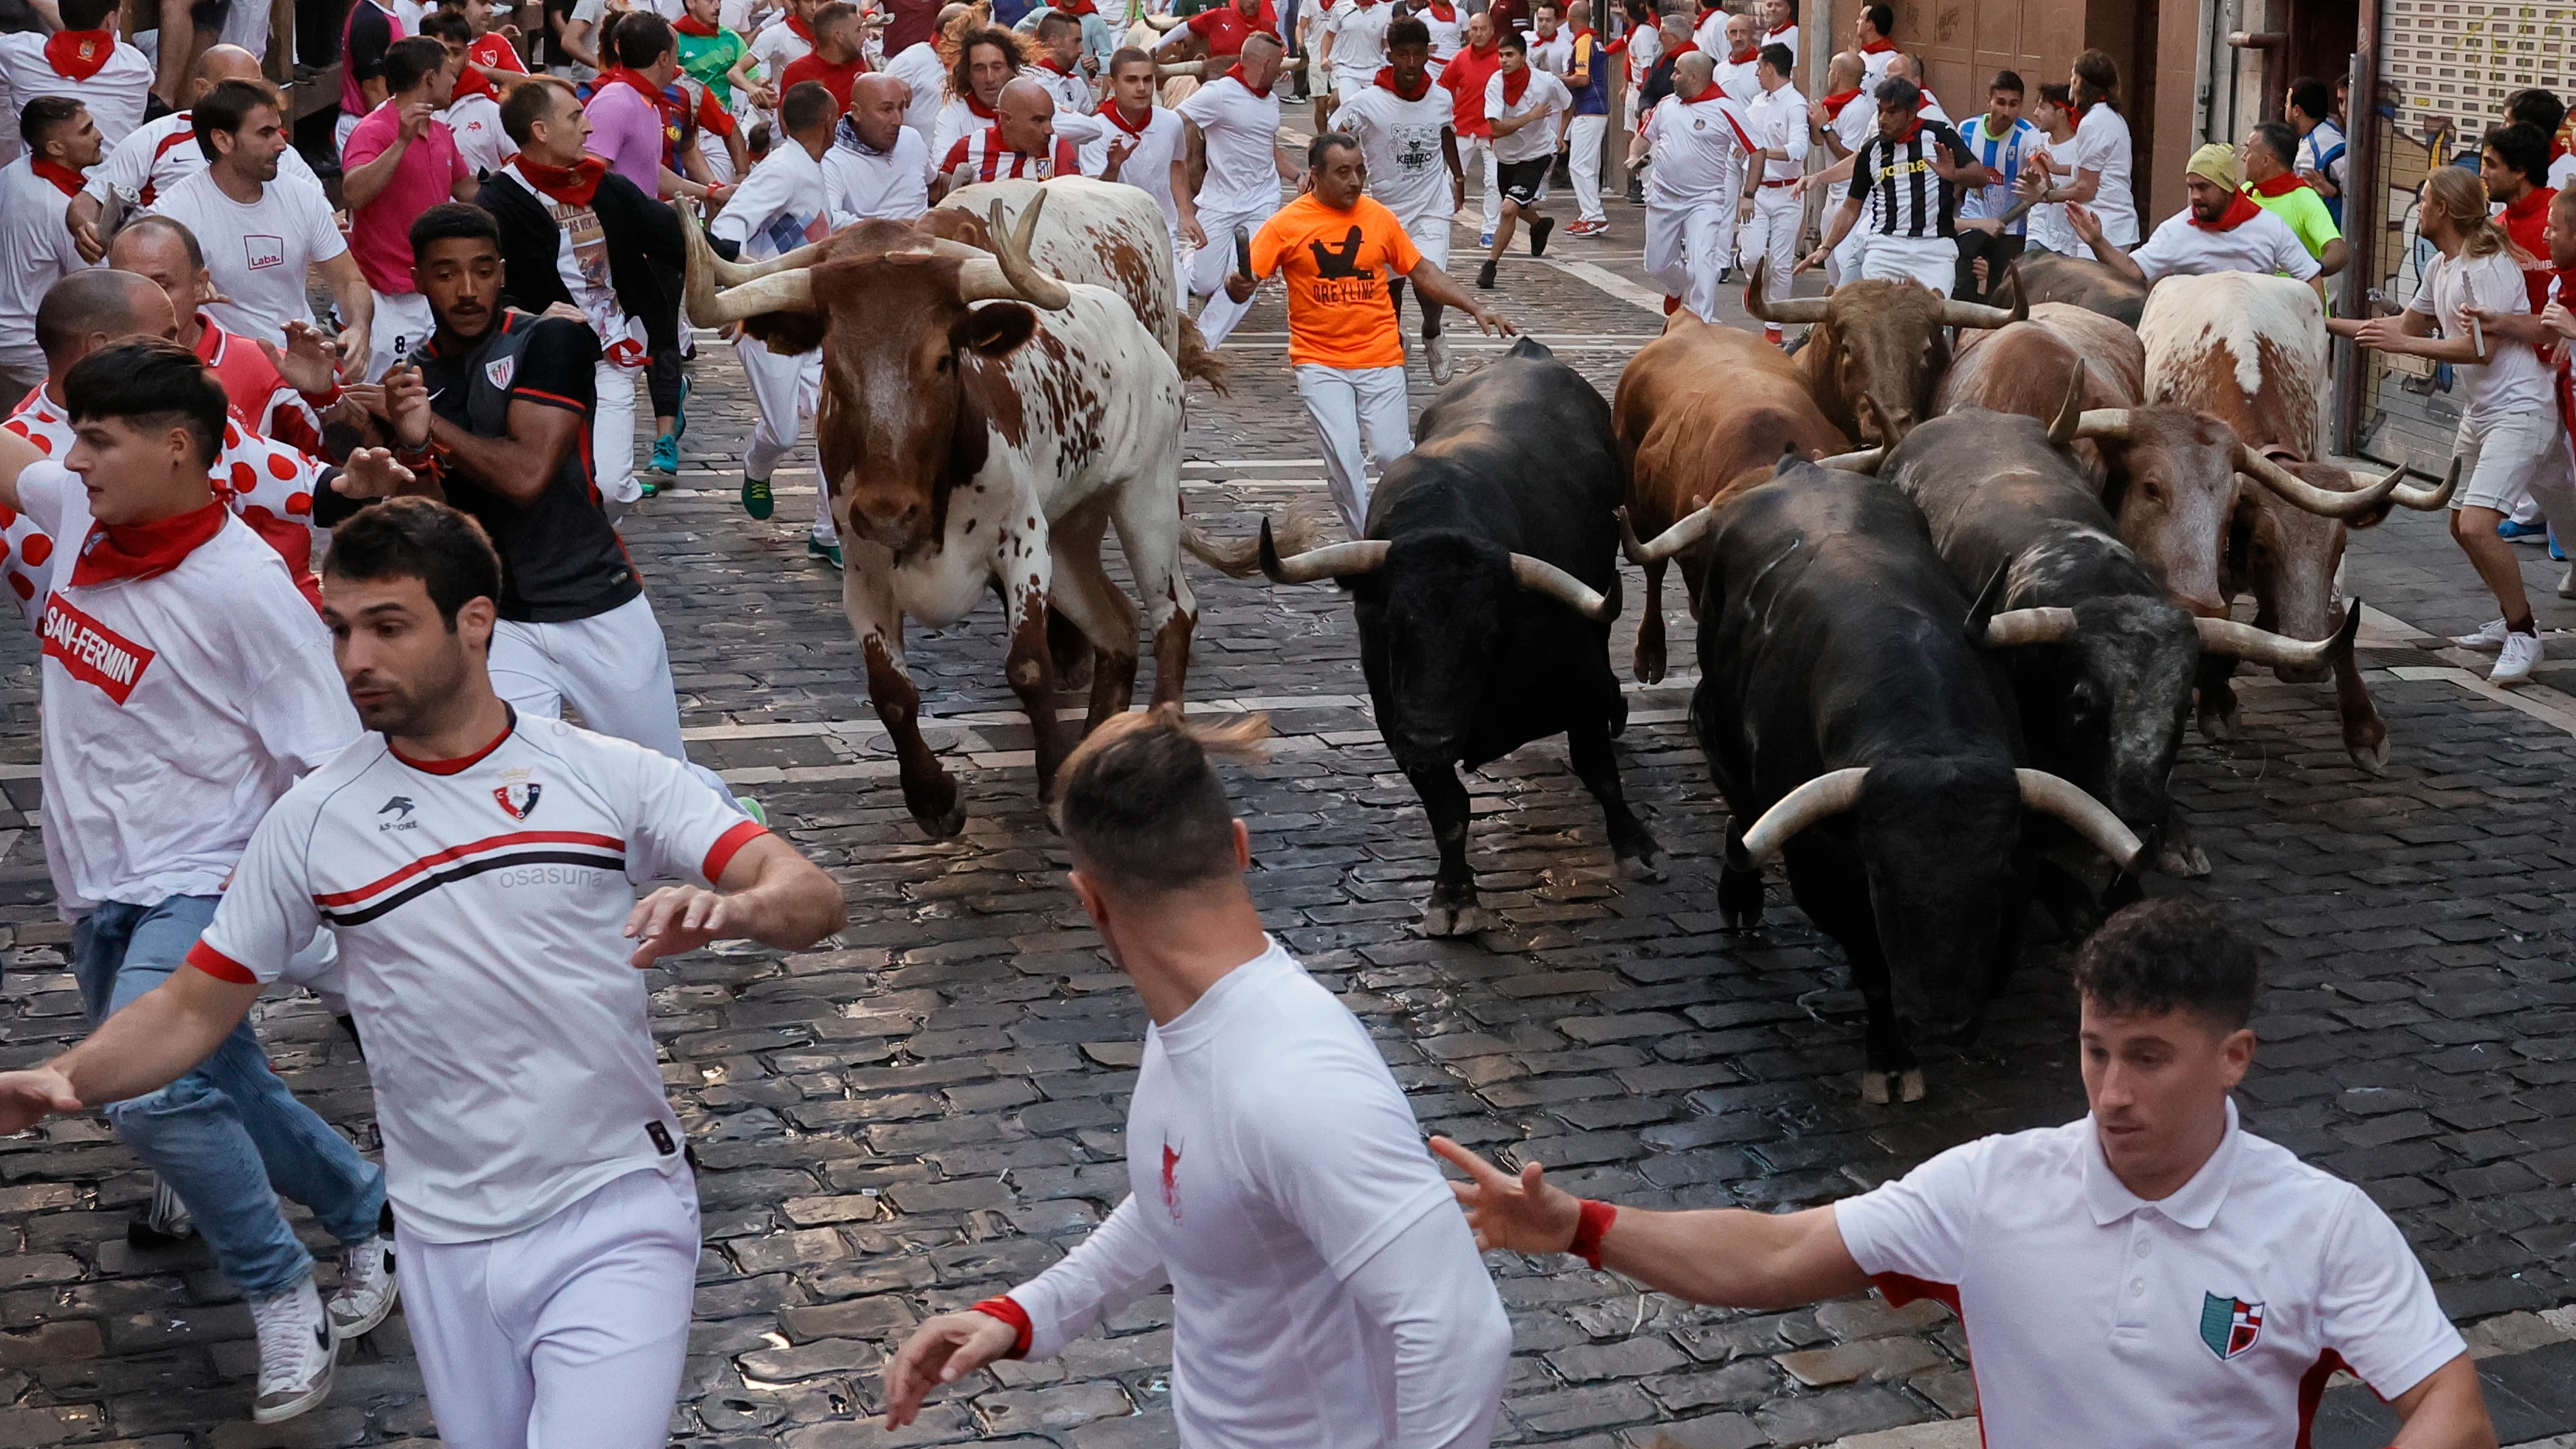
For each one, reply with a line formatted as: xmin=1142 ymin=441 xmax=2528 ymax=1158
xmin=40 ymin=594 xmax=153 ymax=704
xmin=378 ymin=795 xmax=418 ymax=831
xmin=486 ymin=355 xmax=516 ymax=391
xmin=2199 ymin=1292 xmax=2264 ymax=1360
xmin=493 ymin=780 xmax=543 ymax=820
xmin=1160 ymin=1143 xmax=1183 ymax=1222
xmin=244 ymin=234 xmax=286 ymax=271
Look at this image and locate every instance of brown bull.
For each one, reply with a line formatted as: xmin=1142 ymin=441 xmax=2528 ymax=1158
xmin=1941 ymin=303 xmax=2143 ymax=482
xmin=1989 ymin=252 xmax=2151 ymax=329
xmin=1743 ymin=261 xmax=2024 ymax=444
xmin=1610 ymin=313 xmax=1852 ymax=682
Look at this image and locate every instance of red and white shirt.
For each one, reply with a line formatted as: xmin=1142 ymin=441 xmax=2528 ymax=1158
xmin=940 ymin=126 xmax=1080 ymax=182
xmin=22 ymin=462 xmax=356 ymax=914
xmin=191 ymin=714 xmax=769 ymax=1243
xmin=192 ymin=316 xmax=330 ymax=462
xmin=0 ymin=29 xmax=153 ymax=161
xmin=85 ymin=109 xmax=325 ymax=209
xmin=1641 ymin=84 xmax=1755 ymax=206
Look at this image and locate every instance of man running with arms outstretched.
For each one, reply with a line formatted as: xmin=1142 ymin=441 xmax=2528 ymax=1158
xmin=1435 ymin=899 xmax=2497 ymax=1449
xmin=883 ymin=709 xmax=1511 ymax=1448
xmin=0 ymin=496 xmax=845 ymax=1449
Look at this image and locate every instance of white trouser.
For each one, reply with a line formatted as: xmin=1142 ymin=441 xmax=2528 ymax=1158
xmin=335 ymin=112 xmax=360 ymax=154
xmin=1565 ymin=112 xmax=1606 ymax=223
xmin=1399 ymin=209 xmax=1451 ymax=275
xmin=489 ymin=593 xmax=742 ymax=810
xmin=399 ymin=1167 xmax=700 ymax=1449
xmin=1737 ymin=183 xmax=1801 ymax=319
xmin=734 ymin=334 xmax=835 ymax=545
xmin=367 ymin=290 xmax=437 ymax=382
xmin=696 ymin=125 xmax=735 ymax=185
xmin=1859 ymin=233 xmax=1959 ymax=294
xmin=1457 ymin=134 xmax=1499 ymax=234
xmin=594 ymin=358 xmax=645 ymax=510
xmin=1185 ymin=196 xmax=1280 ymax=348
xmin=1169 ymin=222 xmax=1192 ymax=308
xmin=1644 ymin=197 xmax=1735 ymax=324
xmin=1295 ymin=362 xmax=1411 ymax=536
xmin=1826 ymin=188 xmax=1868 ymax=286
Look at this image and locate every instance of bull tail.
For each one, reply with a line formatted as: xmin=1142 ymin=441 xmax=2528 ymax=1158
xmin=1181 ymin=501 xmax=1327 ymax=578
xmin=1177 ymin=316 xmax=1232 ymax=396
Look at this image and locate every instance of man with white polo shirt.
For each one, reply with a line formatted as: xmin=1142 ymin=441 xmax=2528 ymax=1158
xmin=1085 ymin=49 xmax=1188 ymax=297
xmin=1807 ymin=49 xmax=1874 ymax=286
xmin=1797 ymin=75 xmax=1981 ymax=295
xmin=1175 ymin=31 xmax=1295 ymax=349
xmin=1436 ymin=897 xmax=2498 ymax=1449
xmin=1759 ymin=0 xmax=1796 ymax=64
xmin=714 ymin=80 xmax=838 ymax=565
xmin=1734 ymin=44 xmax=1803 ymax=341
xmin=1329 ymin=17 xmax=1463 ymax=382
xmin=2078 ymin=143 xmax=2316 ymax=289
xmin=1853 ymin=1 xmax=1895 ymax=88
xmin=67 ymin=45 xmax=322 ymax=263
xmin=0 ymin=495 xmax=845 ymax=1449
xmin=0 ymin=99 xmax=103 ymax=399
xmin=824 ymin=71 xmax=935 ymax=223
xmin=1711 ymin=12 xmax=1756 ymax=102
xmin=1629 ymin=50 xmax=1753 ymax=324
xmin=1322 ymin=0 xmax=1392 ymax=111
xmin=0 ymin=0 xmax=152 ymax=164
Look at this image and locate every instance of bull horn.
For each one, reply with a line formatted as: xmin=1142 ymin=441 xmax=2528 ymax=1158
xmin=2234 ymin=444 xmax=2400 ymax=520
xmin=1736 ymin=767 xmax=1870 ymax=865
xmin=956 ymin=195 xmax=1073 ymax=310
xmin=1621 ymin=501 xmax=1718 ymax=563
xmin=2071 ymin=407 xmax=2135 ymax=443
xmin=1938 ymin=290 xmax=2026 ymax=329
xmin=1258 ymin=516 xmax=1388 ymax=583
xmin=1814 ymin=446 xmax=1885 ymax=473
xmin=2391 ymin=455 xmax=2461 ymax=510
xmin=1508 ymin=554 xmax=1616 ymax=621
xmin=1862 ymin=394 xmax=1908 ymax=448
xmin=1157 ymin=60 xmax=1203 ymax=76
xmin=679 ymin=200 xmax=817 ymax=325
xmin=1984 ymin=606 xmax=2078 ymax=647
xmin=2046 ymin=361 xmax=2088 ymax=448
xmin=2016 ymin=769 xmax=2146 ymax=870
xmin=2195 ymin=595 xmax=2362 ymax=669
xmin=1743 ymin=259 xmax=1827 ymax=323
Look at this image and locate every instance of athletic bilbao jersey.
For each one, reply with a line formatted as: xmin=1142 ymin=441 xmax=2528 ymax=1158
xmin=191 ymin=713 xmax=769 ymax=1243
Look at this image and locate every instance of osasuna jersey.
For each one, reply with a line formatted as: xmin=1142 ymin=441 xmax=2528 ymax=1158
xmin=191 ymin=714 xmax=770 ymax=1243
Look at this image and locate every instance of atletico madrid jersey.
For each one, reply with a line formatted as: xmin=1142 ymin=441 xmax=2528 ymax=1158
xmin=191 ymin=712 xmax=769 ymax=1243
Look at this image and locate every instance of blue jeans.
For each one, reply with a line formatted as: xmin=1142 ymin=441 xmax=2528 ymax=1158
xmin=72 ymin=896 xmax=385 ymax=1302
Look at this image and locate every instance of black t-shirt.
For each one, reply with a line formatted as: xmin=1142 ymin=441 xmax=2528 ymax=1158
xmin=347 ymin=2 xmax=395 ymax=88
xmin=414 ymin=313 xmax=641 ymax=624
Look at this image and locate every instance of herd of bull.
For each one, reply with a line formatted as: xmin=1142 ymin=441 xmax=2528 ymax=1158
xmin=671 ymin=177 xmax=2453 ymax=1102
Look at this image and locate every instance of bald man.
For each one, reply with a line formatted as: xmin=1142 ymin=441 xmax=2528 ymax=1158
xmin=1807 ymin=49 xmax=1876 ymax=286
xmin=828 ymin=74 xmax=937 ymax=223
xmin=68 ymin=44 xmax=327 ymax=262
xmin=109 ymin=213 xmax=339 ymax=459
xmin=939 ymin=74 xmax=1082 ymax=188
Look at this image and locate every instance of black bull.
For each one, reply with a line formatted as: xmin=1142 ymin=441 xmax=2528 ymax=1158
xmin=1257 ymin=338 xmax=1661 ymax=936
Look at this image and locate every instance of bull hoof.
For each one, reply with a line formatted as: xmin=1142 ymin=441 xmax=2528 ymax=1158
xmin=2196 ymin=700 xmax=2239 ymax=745
xmin=2157 ymin=842 xmax=2211 ymax=879
xmin=913 ymin=801 xmax=968 ymax=839
xmin=1718 ymin=866 xmax=1765 ymax=929
xmin=1898 ymin=1069 xmax=1926 ymax=1103
xmin=1419 ymin=901 xmax=1496 ymax=937
xmin=1632 ymin=645 xmax=1666 ymax=685
xmin=2347 ymin=736 xmax=2390 ymax=776
xmin=1616 ymin=847 xmax=1666 ymax=884
xmin=1860 ymin=1069 xmax=1928 ymax=1105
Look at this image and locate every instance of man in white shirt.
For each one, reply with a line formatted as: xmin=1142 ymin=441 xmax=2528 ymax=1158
xmin=1734 ymin=44 xmax=1803 ymax=341
xmin=879 ymin=12 xmax=958 ymax=144
xmin=1027 ymin=9 xmax=1098 ymax=116
xmin=150 ymin=80 xmax=373 ymax=379
xmin=1759 ymin=0 xmax=1797 ymax=64
xmin=1474 ymin=29 xmax=1568 ymax=289
xmin=0 ymin=0 xmax=153 ymax=164
xmin=1627 ymin=50 xmax=1752 ymax=323
xmin=0 ymin=99 xmax=102 ymax=397
xmin=883 ymin=708 xmax=1512 ymax=1448
xmin=1086 ymin=48 xmax=1189 ymax=300
xmin=66 ymin=44 xmax=321 ymax=262
xmin=746 ymin=0 xmax=819 ymax=83
xmin=824 ymin=70 xmax=935 ymax=223
xmin=2078 ymin=144 xmax=2316 ymax=288
xmin=1329 ymin=17 xmax=1461 ymax=380
xmin=0 ymin=334 xmax=410 ymax=1425
xmin=1807 ymin=48 xmax=1875 ymax=286
xmin=1323 ymin=0 xmax=1394 ymax=105
xmin=1712 ymin=11 xmax=1757 ymax=100
xmin=0 ymin=495 xmax=844 ymax=1448
xmin=1854 ymin=1 xmax=1895 ymax=88
xmin=1524 ymin=2 xmax=1570 ymax=76
xmin=716 ymin=79 xmax=837 ymax=562
xmin=1175 ymin=31 xmax=1295 ymax=348
xmin=1437 ymin=897 xmax=2498 ymax=1449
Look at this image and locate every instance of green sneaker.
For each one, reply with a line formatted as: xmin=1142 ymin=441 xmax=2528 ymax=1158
xmin=741 ymin=474 xmax=774 ymax=520
xmin=648 ymin=432 xmax=680 ymax=479
xmin=807 ymin=537 xmax=842 ymax=570
xmin=738 ymin=796 xmax=768 ymax=826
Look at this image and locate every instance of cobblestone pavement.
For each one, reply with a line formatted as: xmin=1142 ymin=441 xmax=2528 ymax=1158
xmin=2 ymin=194 xmax=2576 ymax=1449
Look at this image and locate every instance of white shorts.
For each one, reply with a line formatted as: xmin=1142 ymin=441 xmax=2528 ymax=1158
xmin=1858 ymin=233 xmax=1959 ymax=295
xmin=368 ymin=290 xmax=437 ymax=382
xmin=399 ymin=1166 xmax=700 ymax=1449
xmin=490 ymin=592 xmax=742 ymax=809
xmin=2452 ymin=406 xmax=2567 ymax=514
xmin=1399 ymin=209 xmax=1450 ymax=274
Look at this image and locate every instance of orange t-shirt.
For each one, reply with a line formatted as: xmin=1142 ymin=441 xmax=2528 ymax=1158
xmin=1249 ymin=192 xmax=1425 ymax=369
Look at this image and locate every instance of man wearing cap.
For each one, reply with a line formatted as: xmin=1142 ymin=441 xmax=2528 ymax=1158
xmin=2076 ymin=142 xmax=2318 ymax=289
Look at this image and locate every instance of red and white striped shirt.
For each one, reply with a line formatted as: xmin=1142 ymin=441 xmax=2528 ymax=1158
xmin=940 ymin=126 xmax=1080 ymax=183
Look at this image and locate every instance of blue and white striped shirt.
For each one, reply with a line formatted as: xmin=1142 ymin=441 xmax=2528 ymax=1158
xmin=1955 ymin=113 xmax=2042 ymax=235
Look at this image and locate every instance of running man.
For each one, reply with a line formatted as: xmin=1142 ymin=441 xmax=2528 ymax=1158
xmin=1327 ymin=16 xmax=1464 ymax=381
xmin=1435 ymin=898 xmax=2498 ymax=1449
xmin=1084 ymin=49 xmax=1190 ymax=297
xmin=714 ymin=80 xmax=840 ymax=564
xmin=1175 ymin=30 xmax=1297 ymax=348
xmin=1475 ymin=29 xmax=1568 ymax=289
xmin=881 ymin=709 xmax=1511 ymax=1447
xmin=1630 ymin=50 xmax=1754 ymax=323
xmin=1734 ymin=42 xmax=1804 ymax=337
xmin=0 ymin=496 xmax=845 ymax=1449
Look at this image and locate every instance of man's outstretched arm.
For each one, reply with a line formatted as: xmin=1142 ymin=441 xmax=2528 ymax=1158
xmin=0 ymin=967 xmax=265 ymax=1133
xmin=1431 ymin=1136 xmax=1872 ymax=1308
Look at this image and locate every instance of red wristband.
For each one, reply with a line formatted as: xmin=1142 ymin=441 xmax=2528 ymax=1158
xmin=1568 ymin=1198 xmax=1616 ymax=1270
xmin=970 ymin=1295 xmax=1032 ymax=1358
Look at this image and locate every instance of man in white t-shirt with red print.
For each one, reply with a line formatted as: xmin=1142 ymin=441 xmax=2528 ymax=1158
xmin=1438 ymin=897 xmax=2497 ymax=1449
xmin=0 ymin=496 xmax=846 ymax=1449
xmin=0 ymin=339 xmax=418 ymax=1424
xmin=887 ymin=709 xmax=1512 ymax=1448
xmin=0 ymin=0 xmax=152 ymax=164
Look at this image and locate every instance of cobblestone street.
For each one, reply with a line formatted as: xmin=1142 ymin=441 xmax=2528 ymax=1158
xmin=4 ymin=200 xmax=2576 ymax=1449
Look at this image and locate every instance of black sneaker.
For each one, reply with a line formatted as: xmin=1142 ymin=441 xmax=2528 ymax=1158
xmin=1476 ymin=259 xmax=1498 ymax=289
xmin=1529 ymin=216 xmax=1555 ymax=258
xmin=1625 ymin=177 xmax=1644 ymax=203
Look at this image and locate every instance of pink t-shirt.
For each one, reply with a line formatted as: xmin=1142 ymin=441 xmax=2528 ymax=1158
xmin=583 ymin=82 xmax=666 ymax=196
xmin=341 ymin=102 xmax=472 ymax=294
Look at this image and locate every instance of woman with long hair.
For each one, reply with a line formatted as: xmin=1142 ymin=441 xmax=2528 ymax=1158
xmin=2331 ymin=164 xmax=2567 ymax=685
xmin=2015 ymin=47 xmax=2135 ymax=247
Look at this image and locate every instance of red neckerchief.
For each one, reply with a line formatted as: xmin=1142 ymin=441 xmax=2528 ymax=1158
xmin=1104 ymin=98 xmax=1154 ymax=133
xmin=604 ymin=65 xmax=666 ymax=106
xmin=71 ymin=501 xmax=226 ymax=586
xmin=2247 ymin=171 xmax=2308 ymax=198
xmin=1374 ymin=64 xmax=1431 ymax=100
xmin=1500 ymin=64 xmax=1531 ymax=105
xmin=1889 ymin=116 xmax=1923 ymax=144
xmin=966 ymin=92 xmax=998 ymax=118
xmin=515 ymin=153 xmax=609 ymax=205
xmin=1859 ymin=36 xmax=1893 ymax=53
xmin=1819 ymin=84 xmax=1862 ymax=117
xmin=2506 ymin=185 xmax=2554 ymax=226
xmin=1765 ymin=19 xmax=1793 ymax=34
xmin=43 ymin=27 xmax=114 ymax=81
xmin=786 ymin=13 xmax=814 ymax=41
xmin=2190 ymin=188 xmax=2264 ymax=231
xmin=1680 ymin=78 xmax=1720 ymax=103
xmin=1224 ymin=62 xmax=1271 ymax=98
xmin=1661 ymin=40 xmax=1697 ymax=63
xmin=674 ymin=13 xmax=720 ymax=34
xmin=1425 ymin=0 xmax=1454 ymax=16
xmin=1060 ymin=0 xmax=1098 ymax=14
xmin=1728 ymin=45 xmax=1755 ymax=63
xmin=1039 ymin=56 xmax=1074 ymax=74
xmin=29 ymin=157 xmax=84 ymax=195
xmin=455 ymin=62 xmax=496 ymax=99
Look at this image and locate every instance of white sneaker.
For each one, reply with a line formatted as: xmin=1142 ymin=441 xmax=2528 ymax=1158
xmin=326 ymin=1236 xmax=397 ymax=1341
xmin=2453 ymin=617 xmax=2512 ymax=651
xmin=1426 ymin=332 xmax=1454 ymax=385
xmin=2558 ymin=565 xmax=2574 ymax=600
xmin=249 ymin=1280 xmax=336 ymax=1424
xmin=2491 ymin=629 xmax=2543 ymax=686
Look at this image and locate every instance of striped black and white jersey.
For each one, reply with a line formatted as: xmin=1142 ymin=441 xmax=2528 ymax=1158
xmin=1849 ymin=118 xmax=1974 ymax=240
xmin=191 ymin=711 xmax=768 ymax=1243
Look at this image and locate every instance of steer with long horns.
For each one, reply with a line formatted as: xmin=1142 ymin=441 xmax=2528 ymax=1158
xmin=1255 ymin=337 xmax=1659 ymax=937
xmin=679 ymin=194 xmax=1198 ymax=835
xmin=1653 ymin=457 xmax=2144 ymax=1104
xmin=1741 ymin=261 xmax=2024 ymax=445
